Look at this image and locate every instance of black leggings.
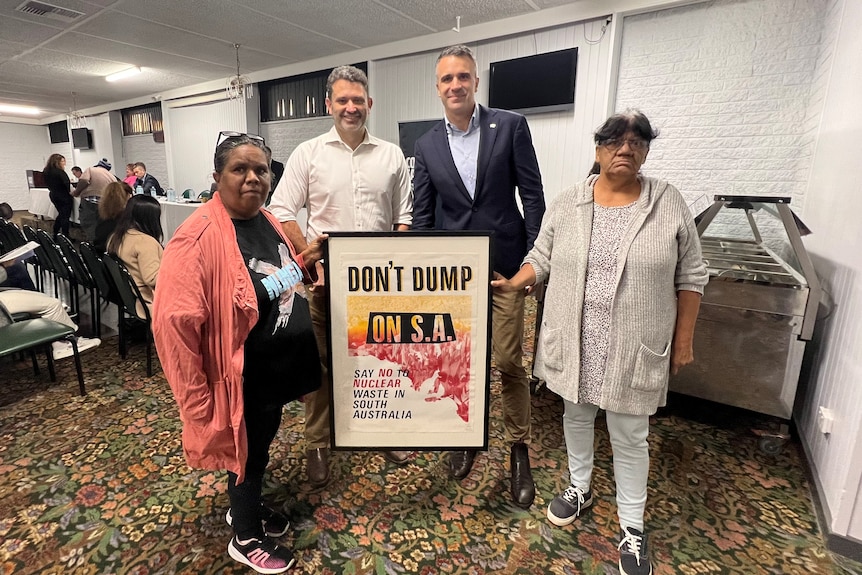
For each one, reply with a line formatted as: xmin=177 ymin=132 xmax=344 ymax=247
xmin=226 ymin=403 xmax=282 ymax=539
xmin=50 ymin=193 xmax=73 ymax=238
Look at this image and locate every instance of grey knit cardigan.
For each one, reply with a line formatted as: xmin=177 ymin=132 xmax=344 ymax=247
xmin=524 ymin=175 xmax=708 ymax=415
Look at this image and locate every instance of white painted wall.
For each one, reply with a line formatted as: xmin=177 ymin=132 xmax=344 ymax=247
xmin=0 ymin=123 xmax=51 ymax=210
xmin=163 ymin=97 xmax=247 ymax=194
xmin=795 ymin=0 xmax=862 ymax=539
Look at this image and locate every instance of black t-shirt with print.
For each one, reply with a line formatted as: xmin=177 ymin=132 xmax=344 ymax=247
xmin=232 ymin=213 xmax=320 ymax=407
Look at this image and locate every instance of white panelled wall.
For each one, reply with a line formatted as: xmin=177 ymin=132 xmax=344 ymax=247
xmin=163 ymin=97 xmax=248 ymax=195
xmin=796 ymin=0 xmax=862 ymax=540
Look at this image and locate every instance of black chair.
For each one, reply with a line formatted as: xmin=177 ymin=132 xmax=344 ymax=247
xmin=79 ymin=242 xmax=124 ymax=347
xmin=56 ymin=235 xmax=100 ymax=336
xmin=13 ymin=223 xmax=48 ymax=291
xmin=102 ymin=254 xmax=155 ymax=376
xmin=34 ymin=229 xmax=79 ymax=320
xmin=0 ymin=300 xmax=86 ymax=395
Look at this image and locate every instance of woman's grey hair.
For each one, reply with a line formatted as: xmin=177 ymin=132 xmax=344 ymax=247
xmin=326 ymin=65 xmax=369 ymax=98
xmin=213 ymin=135 xmax=270 ymax=173
xmin=437 ymin=44 xmax=476 ymax=65
xmin=594 ymin=109 xmax=659 ymax=146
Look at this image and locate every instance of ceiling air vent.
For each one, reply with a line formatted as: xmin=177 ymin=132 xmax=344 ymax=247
xmin=15 ymin=0 xmax=85 ymax=22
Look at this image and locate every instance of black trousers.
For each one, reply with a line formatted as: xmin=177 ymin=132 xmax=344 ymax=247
xmin=226 ymin=402 xmax=282 ymax=539
xmin=50 ymin=193 xmax=73 ymax=238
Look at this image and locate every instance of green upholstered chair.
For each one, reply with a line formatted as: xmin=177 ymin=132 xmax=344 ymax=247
xmin=0 ymin=301 xmax=86 ymax=395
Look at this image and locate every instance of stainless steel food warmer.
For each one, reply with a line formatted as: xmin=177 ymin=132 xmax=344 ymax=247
xmin=669 ymin=195 xmax=821 ymax=451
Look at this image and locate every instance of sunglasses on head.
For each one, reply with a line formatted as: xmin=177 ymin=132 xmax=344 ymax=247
xmin=215 ymin=130 xmax=266 ymax=150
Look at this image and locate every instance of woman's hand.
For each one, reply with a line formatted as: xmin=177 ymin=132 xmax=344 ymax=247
xmin=491 ymin=271 xmax=519 ymax=292
xmin=670 ymin=338 xmax=694 ymax=375
xmin=490 ymin=264 xmax=537 ymax=293
xmin=300 ymin=234 xmax=328 ymax=267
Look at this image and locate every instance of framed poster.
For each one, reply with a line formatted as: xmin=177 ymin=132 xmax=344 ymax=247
xmin=326 ymin=232 xmax=492 ymax=450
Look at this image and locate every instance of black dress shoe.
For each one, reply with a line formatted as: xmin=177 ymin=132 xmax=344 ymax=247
xmin=382 ymin=450 xmax=410 ymax=465
xmin=510 ymin=442 xmax=535 ymax=508
xmin=306 ymin=447 xmax=330 ymax=488
xmin=448 ymin=450 xmax=477 ymax=479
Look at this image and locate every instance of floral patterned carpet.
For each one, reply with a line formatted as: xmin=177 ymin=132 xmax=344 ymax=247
xmin=2 ymin=315 xmax=861 ymax=574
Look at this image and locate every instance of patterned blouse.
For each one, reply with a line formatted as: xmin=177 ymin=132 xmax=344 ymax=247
xmin=578 ymin=201 xmax=639 ymax=405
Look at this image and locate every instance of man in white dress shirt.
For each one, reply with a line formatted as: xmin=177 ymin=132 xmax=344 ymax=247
xmin=267 ymin=65 xmax=413 ymax=488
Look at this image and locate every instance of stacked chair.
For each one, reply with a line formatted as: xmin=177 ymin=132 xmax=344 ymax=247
xmin=56 ymin=234 xmax=100 ymax=337
xmin=33 ymin=228 xmax=79 ymax=321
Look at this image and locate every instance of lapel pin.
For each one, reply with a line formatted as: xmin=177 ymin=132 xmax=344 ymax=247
xmin=490 ymin=123 xmax=497 ymax=129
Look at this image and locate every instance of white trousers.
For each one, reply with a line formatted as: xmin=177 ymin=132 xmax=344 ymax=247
xmin=562 ymin=399 xmax=649 ymax=532
xmin=0 ymin=289 xmax=77 ymax=330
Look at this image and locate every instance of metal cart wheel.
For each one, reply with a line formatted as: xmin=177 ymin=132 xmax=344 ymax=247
xmin=757 ymin=434 xmax=787 ymax=456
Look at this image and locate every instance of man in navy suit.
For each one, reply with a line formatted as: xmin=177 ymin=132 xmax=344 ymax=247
xmin=413 ymin=44 xmax=545 ymax=508
xmin=133 ymin=162 xmax=164 ymax=196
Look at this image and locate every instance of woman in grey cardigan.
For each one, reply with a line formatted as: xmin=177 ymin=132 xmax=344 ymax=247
xmin=492 ymin=110 xmax=708 ymax=575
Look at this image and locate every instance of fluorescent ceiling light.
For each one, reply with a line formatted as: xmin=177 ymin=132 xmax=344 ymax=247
xmin=105 ymin=66 xmax=142 ymax=82
xmin=0 ymin=104 xmax=41 ymax=115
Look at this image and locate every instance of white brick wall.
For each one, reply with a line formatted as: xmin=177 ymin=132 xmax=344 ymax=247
xmin=617 ymin=0 xmax=827 ymax=211
xmin=261 ymin=117 xmax=332 ymax=165
xmin=617 ymin=0 xmax=828 ymax=249
xmin=122 ymin=134 xmax=168 ymax=188
xmin=0 ymin=123 xmax=52 ymax=210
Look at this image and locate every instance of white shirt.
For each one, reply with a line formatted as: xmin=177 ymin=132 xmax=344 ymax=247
xmin=268 ymin=126 xmax=413 ymax=242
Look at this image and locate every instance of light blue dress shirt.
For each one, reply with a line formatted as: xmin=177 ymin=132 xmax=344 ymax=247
xmin=445 ymin=105 xmax=481 ymax=199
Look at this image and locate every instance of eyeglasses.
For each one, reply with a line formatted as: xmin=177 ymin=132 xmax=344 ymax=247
xmin=215 ymin=130 xmax=266 ymax=150
xmin=599 ymin=138 xmax=649 ymax=152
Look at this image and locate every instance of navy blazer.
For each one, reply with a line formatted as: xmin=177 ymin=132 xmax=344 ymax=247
xmin=137 ymin=173 xmax=164 ymax=196
xmin=412 ymin=105 xmax=545 ymax=277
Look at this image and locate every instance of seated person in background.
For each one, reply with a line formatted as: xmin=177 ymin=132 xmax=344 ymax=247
xmin=0 ymin=286 xmax=100 ymax=359
xmin=107 ymin=195 xmax=164 ymax=315
xmin=71 ymin=166 xmax=83 ymax=181
xmin=94 ymin=182 xmax=132 ymax=253
xmin=133 ymin=162 xmax=164 ymax=196
xmin=1 ymin=258 xmax=37 ymax=291
xmin=0 ymin=202 xmax=12 ymax=221
xmin=123 ymin=164 xmax=138 ymax=188
xmin=1 ymin=203 xmax=37 ymax=288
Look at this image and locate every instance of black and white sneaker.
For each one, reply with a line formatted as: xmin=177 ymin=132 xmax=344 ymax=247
xmin=228 ymin=535 xmax=295 ymax=574
xmin=618 ymin=526 xmax=652 ymax=575
xmin=226 ymin=504 xmax=290 ymax=538
xmin=547 ymin=485 xmax=592 ymax=526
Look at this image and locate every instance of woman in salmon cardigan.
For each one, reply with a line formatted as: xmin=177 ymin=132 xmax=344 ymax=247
xmin=153 ymin=132 xmax=325 ymax=574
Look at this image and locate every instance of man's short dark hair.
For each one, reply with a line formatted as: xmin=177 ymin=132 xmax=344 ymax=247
xmin=134 ymin=162 xmax=147 ymax=171
xmin=0 ymin=202 xmax=12 ymax=221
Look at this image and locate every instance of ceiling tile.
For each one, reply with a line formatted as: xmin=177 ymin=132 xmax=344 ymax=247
xmin=233 ymin=0 xmax=437 ymax=46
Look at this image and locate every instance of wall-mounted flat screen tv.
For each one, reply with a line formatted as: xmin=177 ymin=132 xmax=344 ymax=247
xmin=71 ymin=128 xmax=92 ymax=149
xmin=488 ymin=48 xmax=578 ymax=115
